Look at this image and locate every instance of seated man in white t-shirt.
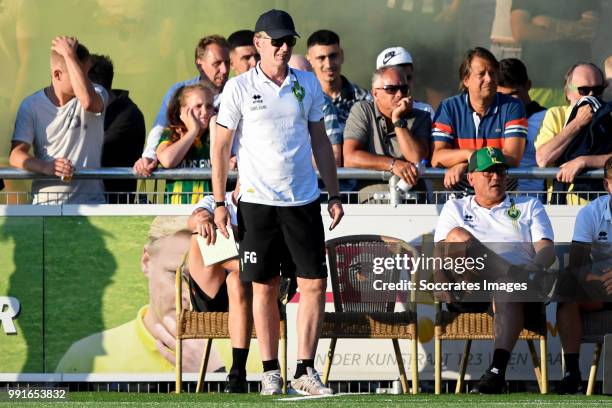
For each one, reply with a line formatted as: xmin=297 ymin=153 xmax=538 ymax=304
xmin=10 ymin=36 xmax=107 ymax=204
xmin=434 ymin=147 xmax=555 ymax=394
xmin=187 ymin=187 xmax=250 ymax=393
xmin=555 ymin=156 xmax=612 ymax=394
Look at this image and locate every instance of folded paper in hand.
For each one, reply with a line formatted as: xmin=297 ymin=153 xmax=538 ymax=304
xmin=196 ymin=228 xmax=239 ymax=266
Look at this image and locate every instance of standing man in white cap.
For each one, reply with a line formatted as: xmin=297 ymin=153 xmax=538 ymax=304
xmin=212 ymin=9 xmax=344 ymax=396
xmin=376 ymin=46 xmax=435 ymax=120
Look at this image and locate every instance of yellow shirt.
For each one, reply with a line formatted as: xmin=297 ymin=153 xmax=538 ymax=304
xmin=534 ymin=106 xmax=571 ymax=150
xmin=55 ymin=306 xmax=174 ymax=373
xmin=534 ymin=105 xmax=588 ymax=205
xmin=55 ymin=306 xmax=262 ymax=374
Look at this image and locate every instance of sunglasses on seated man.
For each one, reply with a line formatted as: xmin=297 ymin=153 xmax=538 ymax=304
xmin=261 ymin=36 xmax=296 ymax=48
xmin=478 ymin=167 xmax=508 ymax=178
xmin=568 ymin=83 xmax=607 ymax=96
xmin=375 ymin=84 xmax=409 ymax=95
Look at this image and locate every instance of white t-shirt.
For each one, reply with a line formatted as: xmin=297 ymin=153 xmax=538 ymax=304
xmin=216 ymin=63 xmax=324 ymax=206
xmin=573 ymin=195 xmax=612 ymax=243
xmin=194 ymin=192 xmax=238 ymax=226
xmin=434 ymin=195 xmax=554 ymax=265
xmin=12 ymin=86 xmax=108 ymax=204
xmin=572 ymin=194 xmax=612 ymax=269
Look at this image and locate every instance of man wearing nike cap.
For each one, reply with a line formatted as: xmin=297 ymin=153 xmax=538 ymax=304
xmin=212 ymin=9 xmax=343 ymax=396
xmin=434 ymin=146 xmax=555 ymax=394
xmin=376 ymin=46 xmax=434 ymax=120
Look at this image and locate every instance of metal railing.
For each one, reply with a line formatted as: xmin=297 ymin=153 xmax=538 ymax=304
xmin=0 ymin=167 xmax=606 ymax=205
xmin=0 ymin=167 xmax=605 ymax=180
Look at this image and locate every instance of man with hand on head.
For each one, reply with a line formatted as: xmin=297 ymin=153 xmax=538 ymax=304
xmin=212 ymin=9 xmax=343 ymax=396
xmin=10 ymin=36 xmax=107 ymax=204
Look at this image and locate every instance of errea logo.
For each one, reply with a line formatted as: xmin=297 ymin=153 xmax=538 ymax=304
xmin=249 ymin=94 xmax=267 ymax=111
xmin=598 ymin=231 xmax=608 ymax=241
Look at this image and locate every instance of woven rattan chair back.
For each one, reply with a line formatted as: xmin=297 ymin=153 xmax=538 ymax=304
xmin=326 ymin=235 xmax=415 ymax=314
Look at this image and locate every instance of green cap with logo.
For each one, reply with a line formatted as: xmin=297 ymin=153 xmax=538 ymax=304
xmin=468 ymin=147 xmax=509 ymax=172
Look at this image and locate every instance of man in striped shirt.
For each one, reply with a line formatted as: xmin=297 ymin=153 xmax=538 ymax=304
xmin=431 ymin=47 xmax=527 ymax=191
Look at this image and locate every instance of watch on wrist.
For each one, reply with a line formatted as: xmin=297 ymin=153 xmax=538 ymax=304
xmin=393 ymin=118 xmax=408 ymax=128
xmin=213 ymin=201 xmax=226 ymax=209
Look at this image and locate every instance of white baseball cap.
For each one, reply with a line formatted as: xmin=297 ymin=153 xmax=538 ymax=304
xmin=376 ymin=46 xmax=413 ymax=69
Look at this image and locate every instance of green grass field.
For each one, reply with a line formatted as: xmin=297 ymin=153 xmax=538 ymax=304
xmin=1 ymin=392 xmax=611 ymax=407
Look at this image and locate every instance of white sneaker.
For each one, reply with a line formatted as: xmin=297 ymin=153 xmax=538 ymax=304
xmin=260 ymin=369 xmax=283 ymax=395
xmin=289 ymin=367 xmax=333 ymax=395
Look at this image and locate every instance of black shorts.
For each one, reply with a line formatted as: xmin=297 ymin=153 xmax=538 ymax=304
xmin=188 ymin=274 xmax=229 ymax=312
xmin=237 ymin=200 xmax=327 ymax=283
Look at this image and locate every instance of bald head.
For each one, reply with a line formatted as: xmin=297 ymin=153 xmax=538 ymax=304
xmin=605 ymin=56 xmax=612 ymax=80
xmin=289 ymin=54 xmax=312 ymax=72
xmin=564 ymin=63 xmax=605 ymax=105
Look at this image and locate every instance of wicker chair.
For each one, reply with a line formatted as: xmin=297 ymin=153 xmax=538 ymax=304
xmin=319 ymin=235 xmax=419 ymax=394
xmin=434 ymin=305 xmax=548 ymax=394
xmin=581 ymin=310 xmax=612 ymax=395
xmin=174 ymin=256 xmax=288 ymax=394
xmin=424 ymin=232 xmax=548 ymax=395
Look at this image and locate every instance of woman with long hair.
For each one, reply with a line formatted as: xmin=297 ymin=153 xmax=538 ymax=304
xmin=156 ymin=83 xmax=214 ymax=204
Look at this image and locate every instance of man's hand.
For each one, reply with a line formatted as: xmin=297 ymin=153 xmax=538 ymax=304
xmin=444 ymin=162 xmax=468 ymax=189
xmin=574 ymin=104 xmax=594 ymax=129
xmin=391 ymin=97 xmax=413 ymax=123
xmin=327 ymin=199 xmax=344 ymax=231
xmin=153 ymin=315 xmax=206 ymax=372
xmin=51 ymin=36 xmax=77 ymax=59
xmin=556 ymin=156 xmax=587 ymax=183
xmin=229 ymin=155 xmax=238 ymax=170
xmin=192 ymin=209 xmax=217 ymax=245
xmin=392 ymin=159 xmax=419 ymax=186
xmin=586 ymin=268 xmax=612 ymax=295
xmin=214 ymin=206 xmax=231 ymax=239
xmin=133 ymin=157 xmax=158 ymax=177
xmin=44 ymin=158 xmax=73 ymax=178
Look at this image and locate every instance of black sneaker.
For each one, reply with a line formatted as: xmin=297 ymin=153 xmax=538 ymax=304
xmin=556 ymin=371 xmax=582 ymax=394
xmin=224 ymin=374 xmax=248 ymax=393
xmin=470 ymin=368 xmax=505 ymax=394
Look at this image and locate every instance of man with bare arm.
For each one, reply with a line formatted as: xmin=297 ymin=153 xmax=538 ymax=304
xmin=212 ymin=10 xmax=343 ymax=395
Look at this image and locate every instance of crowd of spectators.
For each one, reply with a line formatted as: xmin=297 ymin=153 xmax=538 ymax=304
xmin=3 ymin=1 xmax=612 ymax=205
xmin=4 ymin=6 xmax=611 ymax=398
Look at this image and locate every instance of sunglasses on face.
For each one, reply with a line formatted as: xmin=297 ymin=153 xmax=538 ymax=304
xmin=375 ymin=84 xmax=409 ymax=95
xmin=478 ymin=168 xmax=507 ymax=178
xmin=570 ymin=84 xmax=606 ymax=96
xmin=262 ymin=36 xmax=296 ymax=48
